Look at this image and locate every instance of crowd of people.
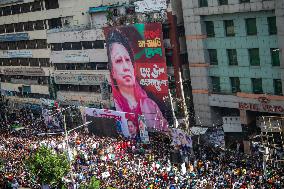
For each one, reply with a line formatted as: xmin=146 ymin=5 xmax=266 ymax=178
xmin=0 ymin=100 xmax=283 ymax=188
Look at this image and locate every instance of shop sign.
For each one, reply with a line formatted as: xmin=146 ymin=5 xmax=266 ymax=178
xmin=239 ymin=97 xmax=284 ymax=113
xmin=0 ymin=0 xmax=23 ymax=5
xmin=64 ymin=52 xmax=89 ymax=62
xmin=3 ymin=67 xmax=45 ymax=76
xmin=134 ymin=0 xmax=167 ymax=13
xmin=3 ymin=50 xmax=32 ymax=58
xmin=55 ymin=73 xmax=105 ymax=85
xmin=222 ymin=117 xmax=242 ymax=132
xmin=0 ymin=33 xmax=29 ymax=42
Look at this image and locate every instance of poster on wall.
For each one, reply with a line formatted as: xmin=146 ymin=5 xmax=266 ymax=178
xmin=104 ymin=23 xmax=171 ymax=132
xmin=81 ymin=107 xmax=137 ymax=138
xmin=170 ymin=128 xmax=192 ymax=148
xmin=138 ymin=115 xmax=150 ymax=143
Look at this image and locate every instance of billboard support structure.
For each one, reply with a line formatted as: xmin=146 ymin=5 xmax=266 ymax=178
xmin=167 ymin=11 xmax=190 ymax=131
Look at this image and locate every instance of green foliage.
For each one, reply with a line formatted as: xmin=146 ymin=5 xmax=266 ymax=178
xmin=25 ymin=146 xmax=70 ymax=187
xmin=88 ymin=177 xmax=100 ymax=189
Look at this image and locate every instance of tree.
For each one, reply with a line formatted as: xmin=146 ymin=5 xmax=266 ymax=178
xmin=25 ymin=146 xmax=70 ymax=187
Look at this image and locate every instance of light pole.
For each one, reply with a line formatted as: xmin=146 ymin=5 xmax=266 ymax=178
xmin=63 ymin=113 xmax=91 ymax=186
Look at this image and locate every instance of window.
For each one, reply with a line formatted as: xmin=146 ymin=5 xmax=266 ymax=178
xmin=224 ymin=20 xmax=235 ymax=36
xmin=51 ymin=43 xmax=62 ymax=51
xmin=27 ymin=40 xmax=37 ymax=49
xmin=274 ymin=79 xmax=282 ymax=96
xmin=240 ymin=0 xmax=250 ymax=3
xmin=24 ymin=22 xmax=34 ymax=31
xmin=34 ymin=20 xmax=45 ymax=30
xmin=36 ymin=39 xmax=47 ymax=49
xmin=0 ymin=42 xmax=8 ymax=50
xmin=63 ymin=42 xmax=72 ymax=50
xmin=249 ymin=48 xmax=260 ymax=66
xmin=267 ymin=17 xmax=277 ymax=35
xmin=40 ymin=58 xmax=50 ymax=67
xmin=45 ymin=0 xmax=59 ymax=10
xmin=5 ymin=24 xmax=14 ymax=33
xmin=18 ymin=58 xmax=27 ymax=66
xmin=252 ymin=78 xmax=263 ymax=94
xmin=15 ymin=23 xmax=24 ymax=32
xmin=71 ymin=42 xmax=82 ymax=50
xmin=246 ymin=18 xmax=257 ymax=35
xmin=30 ymin=58 xmax=39 ymax=67
xmin=11 ymin=4 xmax=21 ymax=14
xmin=8 ymin=42 xmax=17 ymax=50
xmin=230 ymin=77 xmax=240 ymax=93
xmin=208 ymin=49 xmax=218 ymax=65
xmin=205 ymin=21 xmax=215 ymax=37
xmin=21 ymin=3 xmax=31 ymax=13
xmin=199 ymin=0 xmax=208 ymax=7
xmin=93 ymin=40 xmax=105 ymax=49
xmin=218 ymin=0 xmax=228 ymax=5
xmin=11 ymin=58 xmax=18 ymax=66
xmin=17 ymin=41 xmax=26 ymax=49
xmin=227 ymin=49 xmax=238 ymax=65
xmin=82 ymin=41 xmax=93 ymax=49
xmin=3 ymin=6 xmax=11 ymax=16
xmin=211 ymin=77 xmax=220 ymax=93
xmin=271 ymin=48 xmax=280 ymax=66
xmin=31 ymin=1 xmax=42 ymax=12
xmin=3 ymin=59 xmax=10 ymax=66
xmin=0 ymin=25 xmax=5 ymax=34
xmin=48 ymin=18 xmax=62 ymax=29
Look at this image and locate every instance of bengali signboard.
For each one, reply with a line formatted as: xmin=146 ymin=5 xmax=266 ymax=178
xmin=3 ymin=67 xmax=45 ymax=76
xmin=104 ymin=23 xmax=171 ymax=132
xmin=222 ymin=117 xmax=242 ymax=133
xmin=54 ymin=73 xmax=105 ymax=85
xmin=3 ymin=50 xmax=32 ymax=58
xmin=64 ymin=52 xmax=89 ymax=62
xmin=134 ymin=0 xmax=167 ymax=13
xmin=0 ymin=33 xmax=29 ymax=42
xmin=0 ymin=0 xmax=23 ymax=5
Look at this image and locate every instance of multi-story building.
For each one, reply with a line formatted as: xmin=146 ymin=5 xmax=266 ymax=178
xmin=182 ymin=0 xmax=283 ymax=131
xmin=47 ymin=0 xmax=191 ymax=111
xmin=0 ymin=0 xmax=103 ymax=107
xmin=0 ymin=0 xmax=191 ymax=118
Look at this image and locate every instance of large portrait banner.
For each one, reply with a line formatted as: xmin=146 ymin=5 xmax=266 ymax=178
xmin=104 ymin=23 xmax=171 ymax=132
xmin=81 ymin=107 xmax=137 ymax=138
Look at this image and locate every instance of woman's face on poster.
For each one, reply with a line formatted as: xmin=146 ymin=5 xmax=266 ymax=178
xmin=128 ymin=120 xmax=137 ymax=137
xmin=110 ymin=43 xmax=135 ymax=88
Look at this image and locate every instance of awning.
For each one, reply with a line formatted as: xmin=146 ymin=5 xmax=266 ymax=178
xmin=89 ymin=6 xmax=109 ymax=13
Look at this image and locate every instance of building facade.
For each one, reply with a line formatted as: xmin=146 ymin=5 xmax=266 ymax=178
xmin=0 ymin=0 xmax=109 ymax=106
xmin=0 ymin=0 xmax=190 ymax=118
xmin=182 ymin=0 xmax=284 ymax=129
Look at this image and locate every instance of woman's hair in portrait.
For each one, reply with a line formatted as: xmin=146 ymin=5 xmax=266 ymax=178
xmin=106 ymin=29 xmax=135 ymax=69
